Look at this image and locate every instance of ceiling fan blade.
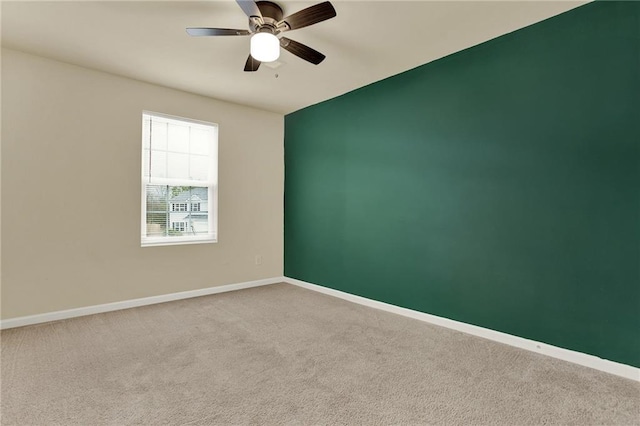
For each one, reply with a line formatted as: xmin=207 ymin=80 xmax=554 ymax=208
xmin=244 ymin=55 xmax=261 ymax=72
xmin=236 ymin=0 xmax=262 ymax=18
xmin=280 ymin=37 xmax=325 ymax=65
xmin=280 ymin=1 xmax=336 ymax=31
xmin=186 ymin=28 xmax=251 ymax=36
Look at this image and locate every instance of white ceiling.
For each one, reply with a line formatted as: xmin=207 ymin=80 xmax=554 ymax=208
xmin=1 ymin=1 xmax=586 ymax=114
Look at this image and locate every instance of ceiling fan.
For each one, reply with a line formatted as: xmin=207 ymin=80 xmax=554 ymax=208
xmin=187 ymin=0 xmax=336 ymax=72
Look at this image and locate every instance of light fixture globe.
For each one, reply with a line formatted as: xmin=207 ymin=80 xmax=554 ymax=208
xmin=250 ymin=32 xmax=280 ymax=62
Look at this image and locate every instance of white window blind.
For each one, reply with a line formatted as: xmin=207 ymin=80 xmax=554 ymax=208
xmin=141 ymin=112 xmax=218 ymax=247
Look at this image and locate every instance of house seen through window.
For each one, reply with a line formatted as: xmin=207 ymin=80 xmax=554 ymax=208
xmin=141 ymin=112 xmax=218 ymax=246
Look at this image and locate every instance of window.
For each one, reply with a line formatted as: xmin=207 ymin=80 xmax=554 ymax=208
xmin=172 ymin=222 xmax=187 ymax=232
xmin=172 ymin=203 xmax=187 ymax=212
xmin=141 ymin=112 xmax=218 ymax=246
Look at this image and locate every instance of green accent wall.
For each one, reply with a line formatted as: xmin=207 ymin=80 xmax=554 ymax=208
xmin=284 ymin=1 xmax=640 ymax=368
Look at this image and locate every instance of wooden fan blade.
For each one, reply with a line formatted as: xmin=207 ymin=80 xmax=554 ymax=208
xmin=244 ymin=54 xmax=261 ymax=72
xmin=236 ymin=0 xmax=262 ymax=18
xmin=280 ymin=1 xmax=336 ymax=31
xmin=280 ymin=37 xmax=325 ymax=65
xmin=186 ymin=28 xmax=251 ymax=36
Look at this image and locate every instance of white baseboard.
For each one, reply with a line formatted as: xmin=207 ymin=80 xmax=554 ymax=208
xmin=3 ymin=275 xmax=637 ymax=382
xmin=0 ymin=277 xmax=284 ymax=330
xmin=284 ymin=277 xmax=640 ymax=382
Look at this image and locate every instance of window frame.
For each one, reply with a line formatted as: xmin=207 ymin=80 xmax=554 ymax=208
xmin=140 ymin=111 xmax=218 ymax=247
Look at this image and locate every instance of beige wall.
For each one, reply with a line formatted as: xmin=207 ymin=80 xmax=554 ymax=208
xmin=1 ymin=48 xmax=284 ymax=319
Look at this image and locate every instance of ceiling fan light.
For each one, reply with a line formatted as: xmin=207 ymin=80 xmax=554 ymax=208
xmin=250 ymin=33 xmax=280 ymax=62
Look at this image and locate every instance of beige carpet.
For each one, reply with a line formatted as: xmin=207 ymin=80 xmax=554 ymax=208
xmin=1 ymin=283 xmax=639 ymax=425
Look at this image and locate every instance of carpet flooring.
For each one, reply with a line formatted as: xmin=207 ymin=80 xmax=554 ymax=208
xmin=1 ymin=283 xmax=639 ymax=425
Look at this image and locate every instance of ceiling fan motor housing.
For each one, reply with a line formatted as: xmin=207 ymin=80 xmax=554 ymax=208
xmin=251 ymin=1 xmax=284 ymax=33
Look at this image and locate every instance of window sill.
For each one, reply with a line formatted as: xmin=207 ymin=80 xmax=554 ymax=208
xmin=141 ymin=236 xmax=217 ymax=248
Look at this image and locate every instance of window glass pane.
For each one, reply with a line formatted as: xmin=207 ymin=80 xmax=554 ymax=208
xmin=146 ymin=186 xmax=209 ymax=238
xmin=146 ymin=185 xmax=168 ymax=236
xmin=190 ymin=128 xmax=211 ymax=155
xmin=167 ymin=123 xmax=190 ymax=153
xmin=150 ymin=150 xmax=167 ymax=178
xmin=150 ymin=120 xmax=168 ymax=151
xmin=190 ymin=155 xmax=209 ymax=182
xmin=167 ymin=152 xmax=189 ymax=179
xmin=168 ymin=186 xmax=209 ymax=236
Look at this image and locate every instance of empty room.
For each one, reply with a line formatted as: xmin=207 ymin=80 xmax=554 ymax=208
xmin=1 ymin=0 xmax=639 ymax=424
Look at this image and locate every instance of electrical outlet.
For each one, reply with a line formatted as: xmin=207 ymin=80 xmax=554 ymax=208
xmin=255 ymin=255 xmax=262 ymax=265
